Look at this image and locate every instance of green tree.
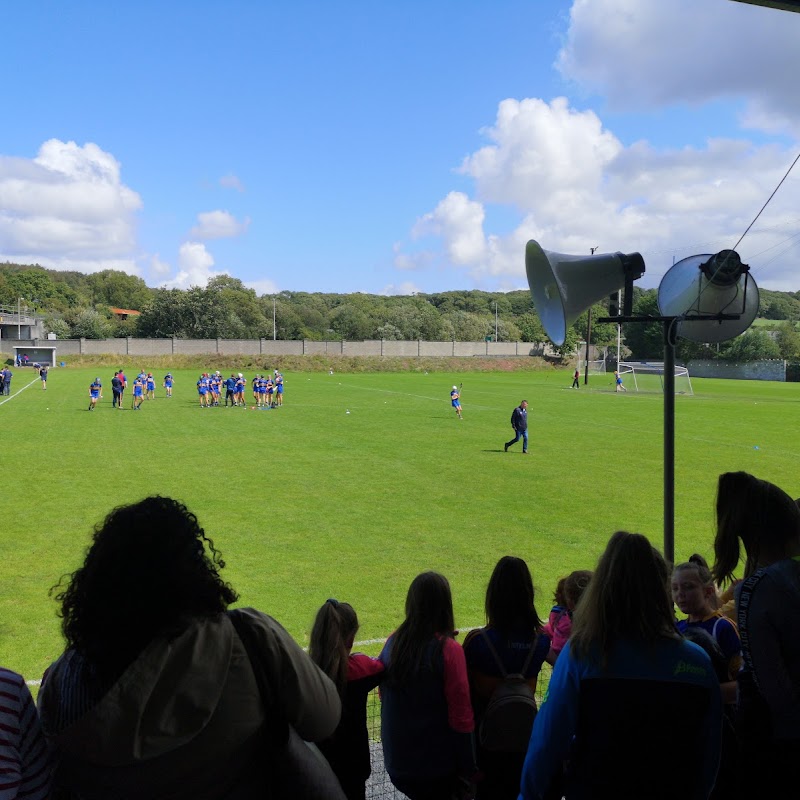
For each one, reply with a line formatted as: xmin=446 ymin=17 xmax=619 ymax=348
xmin=720 ymin=329 xmax=781 ymax=361
xmin=775 ymin=321 xmax=800 ymax=361
xmin=86 ymin=270 xmax=152 ymax=310
xmin=622 ymin=291 xmax=663 ymax=359
xmin=70 ymin=309 xmax=113 ymax=339
xmin=329 ymin=304 xmax=374 ymax=340
xmin=516 ymin=312 xmax=546 ymax=343
xmin=136 ymin=290 xmax=185 ymax=337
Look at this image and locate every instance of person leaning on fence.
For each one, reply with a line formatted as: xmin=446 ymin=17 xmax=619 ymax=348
xmin=463 ymin=556 xmax=556 ymax=800
xmin=519 ymin=531 xmax=722 ymax=800
xmin=713 ymin=471 xmax=800 ymax=800
xmin=309 ymin=598 xmax=385 ymax=800
xmin=37 ymin=496 xmax=341 ymax=800
xmin=379 ymin=571 xmax=477 ymax=800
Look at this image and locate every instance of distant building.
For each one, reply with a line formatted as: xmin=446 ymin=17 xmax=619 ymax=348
xmin=109 ymin=307 xmax=142 ymax=321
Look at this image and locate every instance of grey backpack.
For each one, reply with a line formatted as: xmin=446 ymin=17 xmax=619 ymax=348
xmin=478 ymin=630 xmax=538 ymax=753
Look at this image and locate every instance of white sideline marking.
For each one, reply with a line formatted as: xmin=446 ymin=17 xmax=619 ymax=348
xmin=0 ymin=376 xmax=39 ymax=406
xmin=25 ymin=626 xmax=482 ymax=686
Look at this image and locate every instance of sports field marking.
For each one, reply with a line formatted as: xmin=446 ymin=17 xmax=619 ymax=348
xmin=0 ymin=375 xmax=40 ymax=406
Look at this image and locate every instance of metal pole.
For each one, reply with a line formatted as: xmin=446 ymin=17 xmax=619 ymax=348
xmin=495 ymin=302 xmax=498 ymax=341
xmin=584 ymin=247 xmax=598 ymax=385
xmin=583 ymin=311 xmax=592 ymax=385
xmin=18 ymin=297 xmax=21 ymax=340
xmin=663 ymin=319 xmax=677 ymax=565
xmin=616 ymin=290 xmax=622 ymax=370
xmin=273 ymin=297 xmax=276 ymax=341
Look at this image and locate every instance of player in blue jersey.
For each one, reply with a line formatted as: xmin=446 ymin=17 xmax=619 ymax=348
xmin=163 ymin=373 xmax=174 ymax=397
xmin=234 ymin=373 xmax=245 ymax=406
xmin=275 ymin=370 xmax=284 ymax=407
xmin=450 ymin=385 xmax=463 ymax=419
xmin=146 ymin=373 xmax=156 ymax=400
xmin=196 ymin=374 xmax=209 ymax=408
xmin=132 ymin=376 xmax=144 ymax=409
xmin=88 ymin=378 xmax=102 ymax=411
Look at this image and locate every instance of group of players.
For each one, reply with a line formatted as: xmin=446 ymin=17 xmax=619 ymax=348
xmin=196 ymin=370 xmax=284 ymax=408
xmin=87 ymin=369 xmax=283 ymax=410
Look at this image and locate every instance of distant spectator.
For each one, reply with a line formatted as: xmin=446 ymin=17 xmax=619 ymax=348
xmin=519 ymin=531 xmax=722 ymax=800
xmin=713 ymin=471 xmax=800 ymax=800
xmin=309 ymin=598 xmax=384 ymax=800
xmin=1 ymin=367 xmax=12 ymax=396
xmin=0 ymin=666 xmax=51 ymax=799
xmin=463 ymin=556 xmax=555 ymax=800
xmin=380 ymin=571 xmax=477 ymax=800
xmin=38 ymin=496 xmax=341 ymax=799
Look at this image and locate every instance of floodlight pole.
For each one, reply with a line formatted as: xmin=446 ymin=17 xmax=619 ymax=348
xmin=598 ymin=312 xmax=739 ymax=563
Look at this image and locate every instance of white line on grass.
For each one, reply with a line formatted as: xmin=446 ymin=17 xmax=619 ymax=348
xmin=0 ymin=376 xmax=40 ymax=406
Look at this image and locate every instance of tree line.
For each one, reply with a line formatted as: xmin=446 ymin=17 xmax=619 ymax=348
xmin=2 ymin=262 xmax=799 ymax=362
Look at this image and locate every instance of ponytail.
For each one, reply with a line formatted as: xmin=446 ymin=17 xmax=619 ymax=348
xmin=309 ymin=598 xmax=359 ymax=695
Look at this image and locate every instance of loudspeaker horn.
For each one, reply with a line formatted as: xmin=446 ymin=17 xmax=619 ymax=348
xmin=525 ymin=240 xmax=645 ymax=346
xmin=657 ymin=250 xmax=759 ymax=343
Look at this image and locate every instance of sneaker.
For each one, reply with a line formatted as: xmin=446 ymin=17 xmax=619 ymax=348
xmin=504 ymin=443 xmax=509 ymax=452
xmin=523 ymin=451 xmax=529 ymax=455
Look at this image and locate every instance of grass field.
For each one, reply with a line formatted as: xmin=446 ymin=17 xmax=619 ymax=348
xmin=1 ymin=364 xmax=798 ymax=687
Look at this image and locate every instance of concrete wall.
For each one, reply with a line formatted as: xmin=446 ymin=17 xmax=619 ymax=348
xmin=1 ymin=337 xmax=543 ymax=359
xmin=688 ymin=359 xmax=786 ymax=381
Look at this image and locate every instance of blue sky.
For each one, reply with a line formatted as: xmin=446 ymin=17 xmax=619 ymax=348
xmin=1 ymin=0 xmax=799 ymax=295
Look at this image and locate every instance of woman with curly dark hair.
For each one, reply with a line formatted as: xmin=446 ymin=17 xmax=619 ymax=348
xmin=38 ymin=496 xmax=341 ymax=799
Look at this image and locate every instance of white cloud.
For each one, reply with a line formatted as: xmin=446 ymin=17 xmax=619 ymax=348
xmin=245 ymin=278 xmax=280 ymax=296
xmin=401 ymin=93 xmax=800 ymax=290
xmin=380 ymin=281 xmax=423 ymax=296
xmin=161 ymin=242 xmax=227 ymax=289
xmin=220 ymin=173 xmax=245 ymax=192
xmin=557 ymin=0 xmax=800 ymax=133
xmin=189 ymin=209 xmax=250 ymax=240
xmin=150 ymin=254 xmax=172 ymax=277
xmin=0 ymin=139 xmax=142 ymax=270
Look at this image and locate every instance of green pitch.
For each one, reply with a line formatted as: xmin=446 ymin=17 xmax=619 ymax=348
xmin=1 ymin=366 xmax=797 ymax=685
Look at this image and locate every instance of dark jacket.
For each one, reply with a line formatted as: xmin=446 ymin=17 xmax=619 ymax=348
xmin=511 ymin=406 xmax=528 ymax=432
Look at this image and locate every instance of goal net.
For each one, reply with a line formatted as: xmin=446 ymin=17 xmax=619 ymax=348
xmin=577 ymin=347 xmax=607 ymax=376
xmin=617 ymin=362 xmax=693 ymax=395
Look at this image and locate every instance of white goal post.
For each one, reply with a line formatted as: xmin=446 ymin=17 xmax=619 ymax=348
xmin=617 ymin=361 xmax=694 ymax=395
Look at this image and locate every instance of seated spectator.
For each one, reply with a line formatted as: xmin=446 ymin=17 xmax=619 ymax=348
xmin=0 ymin=666 xmax=51 ymax=798
xmin=463 ymin=555 xmax=555 ymax=800
xmin=713 ymin=471 xmax=800 ymax=800
xmin=519 ymin=531 xmax=722 ymax=800
xmin=309 ymin=598 xmax=385 ymax=800
xmin=38 ymin=496 xmax=341 ymax=799
xmin=379 ymin=571 xmax=477 ymax=800
xmin=541 ymin=569 xmax=593 ymax=660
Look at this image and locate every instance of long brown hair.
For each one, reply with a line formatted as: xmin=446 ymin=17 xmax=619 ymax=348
xmin=569 ymin=531 xmax=678 ymax=667
xmin=713 ymin=471 xmax=800 ymax=585
xmin=387 ymin=571 xmax=454 ymax=686
xmin=309 ymin=599 xmax=359 ymax=696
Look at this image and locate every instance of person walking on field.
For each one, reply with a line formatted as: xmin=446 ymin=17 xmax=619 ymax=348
xmin=504 ymin=400 xmax=529 ymax=454
xmin=614 ymin=370 xmax=627 ymax=392
xmin=572 ymin=368 xmax=580 ymax=389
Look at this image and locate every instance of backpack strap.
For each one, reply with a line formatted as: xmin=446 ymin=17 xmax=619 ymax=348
xmin=480 ymin=629 xmax=537 ymax=678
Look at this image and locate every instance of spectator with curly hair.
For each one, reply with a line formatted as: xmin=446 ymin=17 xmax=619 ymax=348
xmin=37 ymin=496 xmax=341 ymax=799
